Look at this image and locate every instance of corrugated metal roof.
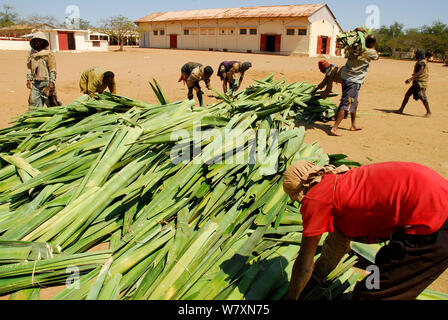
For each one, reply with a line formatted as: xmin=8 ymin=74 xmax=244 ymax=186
xmin=135 ymin=4 xmax=327 ymax=23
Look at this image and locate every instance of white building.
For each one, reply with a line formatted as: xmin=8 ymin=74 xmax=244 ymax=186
xmin=46 ymin=29 xmax=109 ymax=52
xmin=0 ymin=28 xmax=109 ymax=52
xmin=135 ymin=4 xmax=343 ymax=57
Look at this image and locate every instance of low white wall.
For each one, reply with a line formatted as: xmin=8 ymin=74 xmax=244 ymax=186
xmin=0 ymin=38 xmax=30 ymax=51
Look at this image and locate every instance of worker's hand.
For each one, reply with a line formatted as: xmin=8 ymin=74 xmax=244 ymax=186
xmin=405 ymin=79 xmax=411 ymax=84
xmin=49 ymin=82 xmax=55 ymax=91
xmin=26 ymin=80 xmax=32 ymax=89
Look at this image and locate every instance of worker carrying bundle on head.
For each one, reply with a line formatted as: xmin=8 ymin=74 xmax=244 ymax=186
xmin=283 ymin=161 xmax=448 ymax=301
xmin=178 ymin=62 xmax=213 ymax=107
xmin=79 ymin=68 xmax=116 ymax=98
xmin=331 ymin=32 xmax=379 ymax=136
xmin=26 ymin=31 xmax=62 ymax=108
xmin=395 ymin=49 xmax=431 ymax=117
xmin=217 ymin=61 xmax=252 ymax=94
xmin=315 ymin=60 xmax=343 ymax=99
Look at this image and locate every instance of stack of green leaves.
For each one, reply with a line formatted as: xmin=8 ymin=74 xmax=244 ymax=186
xmin=0 ymin=77 xmax=444 ymax=301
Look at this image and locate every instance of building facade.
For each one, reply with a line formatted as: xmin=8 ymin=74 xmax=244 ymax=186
xmin=135 ymin=4 xmax=343 ymax=57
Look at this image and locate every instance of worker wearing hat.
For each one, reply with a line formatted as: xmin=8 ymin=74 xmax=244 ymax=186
xmin=179 ymin=62 xmax=214 ymax=107
xmin=395 ymin=49 xmax=431 ymax=117
xmin=283 ymin=161 xmax=448 ymax=300
xmin=315 ymin=60 xmax=343 ymax=99
xmin=217 ymin=61 xmax=252 ymax=93
xmin=26 ymin=31 xmax=61 ymax=108
xmin=79 ymin=68 xmax=116 ymax=98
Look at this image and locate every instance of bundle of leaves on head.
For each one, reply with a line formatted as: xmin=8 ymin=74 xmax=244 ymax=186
xmin=337 ymin=27 xmax=372 ymax=56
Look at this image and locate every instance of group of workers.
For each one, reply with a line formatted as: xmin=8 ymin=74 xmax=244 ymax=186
xmin=24 ymin=30 xmax=447 ymax=301
xmin=26 ymin=31 xmax=252 ymax=109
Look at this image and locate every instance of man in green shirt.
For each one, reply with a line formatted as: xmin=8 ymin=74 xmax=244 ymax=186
xmin=79 ymin=68 xmax=116 ymax=98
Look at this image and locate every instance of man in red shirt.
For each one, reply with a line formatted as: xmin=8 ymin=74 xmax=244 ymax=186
xmin=283 ymin=161 xmax=448 ymax=300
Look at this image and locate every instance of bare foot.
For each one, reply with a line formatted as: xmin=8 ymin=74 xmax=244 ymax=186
xmin=424 ymin=113 xmax=432 ymax=118
xmin=350 ymin=127 xmax=362 ymax=132
xmin=330 ymin=129 xmax=342 ymax=137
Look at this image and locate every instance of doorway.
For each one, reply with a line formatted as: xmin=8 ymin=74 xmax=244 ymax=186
xmin=260 ymin=34 xmax=281 ymax=52
xmin=317 ymin=36 xmax=331 ymax=55
xmin=58 ymin=31 xmax=76 ymax=51
xmin=170 ymin=35 xmax=178 ymax=49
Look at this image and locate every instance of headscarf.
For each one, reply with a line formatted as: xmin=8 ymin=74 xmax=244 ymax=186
xmin=318 ymin=60 xmax=331 ymax=73
xmin=283 ymin=161 xmax=350 ymax=202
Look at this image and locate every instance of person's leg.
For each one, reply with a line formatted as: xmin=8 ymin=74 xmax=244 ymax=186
xmin=28 ymin=82 xmax=44 ymax=109
xmin=331 ymin=108 xmax=345 ymax=136
xmin=194 ymin=83 xmax=203 ymax=106
xmin=331 ymin=81 xmax=353 ymax=136
xmin=352 ymin=219 xmax=448 ymax=300
xmin=396 ymin=86 xmax=414 ymax=114
xmin=420 ymin=88 xmax=431 ymax=117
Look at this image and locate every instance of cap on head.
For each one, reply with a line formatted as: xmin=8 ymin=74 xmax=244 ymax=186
xmin=241 ymin=61 xmax=252 ymax=71
xmin=30 ymin=31 xmax=50 ymax=51
xmin=204 ymin=66 xmax=214 ymax=77
xmin=318 ymin=60 xmax=331 ymax=73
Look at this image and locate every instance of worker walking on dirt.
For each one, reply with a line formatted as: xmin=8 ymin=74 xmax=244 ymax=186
xmin=395 ymin=49 xmax=431 ymax=117
xmin=217 ymin=61 xmax=252 ymax=94
xmin=179 ymin=62 xmax=214 ymax=107
xmin=79 ymin=68 xmax=116 ymax=98
xmin=26 ymin=31 xmax=62 ymax=108
xmin=283 ymin=160 xmax=448 ymax=300
xmin=331 ymin=34 xmax=379 ymax=136
xmin=315 ymin=60 xmax=342 ymax=99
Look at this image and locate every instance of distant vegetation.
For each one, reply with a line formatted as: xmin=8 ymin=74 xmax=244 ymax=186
xmin=373 ymin=21 xmax=448 ymax=62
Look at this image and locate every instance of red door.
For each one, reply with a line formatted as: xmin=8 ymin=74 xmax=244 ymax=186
xmin=316 ymin=36 xmax=323 ymax=54
xmin=170 ymin=35 xmax=177 ymax=49
xmin=58 ymin=32 xmax=69 ymax=51
xmin=274 ymin=35 xmax=281 ymax=52
xmin=326 ymin=37 xmax=331 ymax=55
xmin=260 ymin=34 xmax=267 ymax=51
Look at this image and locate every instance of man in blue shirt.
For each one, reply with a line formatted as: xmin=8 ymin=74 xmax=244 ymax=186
xmin=331 ymin=34 xmax=379 ymax=136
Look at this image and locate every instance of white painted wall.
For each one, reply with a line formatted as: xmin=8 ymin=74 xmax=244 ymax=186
xmin=137 ymin=7 xmax=342 ymax=57
xmin=308 ymin=6 xmax=343 ymax=57
xmin=0 ymin=39 xmax=30 ymax=50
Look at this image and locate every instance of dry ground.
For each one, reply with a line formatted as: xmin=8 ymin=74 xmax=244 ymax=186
xmin=0 ymin=46 xmax=447 ymax=299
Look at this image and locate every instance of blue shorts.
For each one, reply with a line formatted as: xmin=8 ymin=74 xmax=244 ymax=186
xmin=339 ymin=80 xmax=361 ymax=113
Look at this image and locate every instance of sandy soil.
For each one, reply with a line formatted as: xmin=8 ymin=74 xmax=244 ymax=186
xmin=0 ymin=46 xmax=447 ymax=299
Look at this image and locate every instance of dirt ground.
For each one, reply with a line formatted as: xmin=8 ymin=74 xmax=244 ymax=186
xmin=0 ymin=46 xmax=447 ymax=299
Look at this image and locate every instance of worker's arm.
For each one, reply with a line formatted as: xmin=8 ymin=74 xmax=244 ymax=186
xmin=406 ymin=62 xmax=425 ymax=83
xmin=236 ymin=73 xmax=244 ymax=91
xmin=108 ymin=79 xmax=117 ymax=94
xmin=222 ymin=73 xmax=228 ymax=93
xmin=287 ymin=235 xmax=322 ymax=300
xmin=87 ymin=73 xmax=101 ymax=97
xmin=26 ymin=52 xmax=33 ymax=89
xmin=79 ymin=72 xmax=87 ymax=94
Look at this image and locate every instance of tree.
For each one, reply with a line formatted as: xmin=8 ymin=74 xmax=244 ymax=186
xmin=65 ymin=17 xmax=93 ymax=30
xmin=374 ymin=22 xmax=405 ymax=55
xmin=0 ymin=4 xmax=19 ymax=27
xmin=22 ymin=14 xmax=60 ymax=28
xmin=100 ymin=15 xmax=137 ymax=51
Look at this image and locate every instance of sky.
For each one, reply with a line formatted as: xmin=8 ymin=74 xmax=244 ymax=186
xmin=1 ymin=0 xmax=447 ymax=31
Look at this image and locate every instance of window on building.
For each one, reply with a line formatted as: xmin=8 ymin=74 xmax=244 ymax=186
xmin=160 ymin=30 xmax=165 ymax=36
xmin=184 ymin=29 xmax=190 ymax=36
xmin=90 ymin=35 xmax=99 ymax=40
xmin=100 ymin=35 xmax=108 ymax=41
xmin=92 ymin=41 xmax=100 ymax=47
xmin=286 ymin=29 xmax=295 ymax=36
xmin=240 ymin=28 xmax=247 ymax=35
xmin=298 ymin=29 xmax=307 ymax=36
xmin=249 ymin=28 xmax=257 ymax=35
xmin=153 ymin=30 xmax=158 ymax=36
